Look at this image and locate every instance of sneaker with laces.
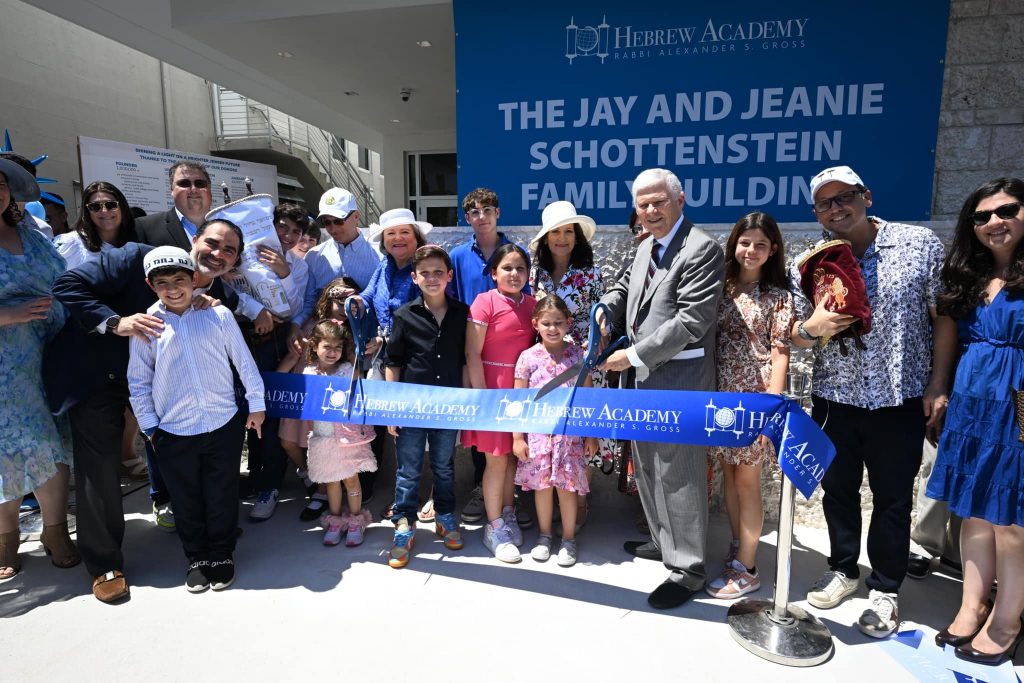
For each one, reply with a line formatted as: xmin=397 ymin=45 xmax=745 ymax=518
xmin=556 ymin=539 xmax=578 ymax=567
xmin=501 ymin=506 xmax=524 ymax=547
xmin=249 ymin=489 xmax=279 ymax=521
xmin=461 ymin=486 xmax=485 ymax=523
xmin=388 ymin=518 xmax=416 ymax=568
xmin=807 ymin=570 xmax=859 ymax=609
xmin=483 ymin=520 xmax=521 ymax=563
xmin=153 ymin=502 xmax=176 ymax=532
xmin=858 ymin=590 xmax=899 ymax=638
xmin=346 ymin=520 xmax=365 ymax=547
xmin=323 ymin=516 xmax=344 ymax=546
xmin=434 ymin=513 xmax=463 ymax=550
xmin=531 ymin=534 xmax=553 ymax=562
xmin=706 ymin=560 xmax=760 ymax=599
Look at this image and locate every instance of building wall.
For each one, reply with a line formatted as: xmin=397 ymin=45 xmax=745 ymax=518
xmin=934 ymin=0 xmax=1024 ymax=220
xmin=0 ymin=0 xmax=215 ymax=216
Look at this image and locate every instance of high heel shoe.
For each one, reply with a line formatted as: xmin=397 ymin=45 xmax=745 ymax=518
xmin=40 ymin=521 xmax=81 ymax=569
xmin=954 ymin=622 xmax=1024 ymax=666
xmin=0 ymin=530 xmax=20 ymax=581
xmin=935 ymin=599 xmax=993 ymax=648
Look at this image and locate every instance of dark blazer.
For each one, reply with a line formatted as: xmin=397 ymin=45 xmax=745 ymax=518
xmin=44 ymin=243 xmax=237 ymax=413
xmin=134 ymin=209 xmax=192 ymax=250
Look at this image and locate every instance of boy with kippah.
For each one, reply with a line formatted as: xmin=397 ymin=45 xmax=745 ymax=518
xmin=127 ymin=244 xmax=265 ymax=593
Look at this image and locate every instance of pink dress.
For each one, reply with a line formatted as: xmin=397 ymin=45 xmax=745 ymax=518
xmin=305 ymin=363 xmax=378 ymax=482
xmin=513 ymin=342 xmax=590 ymax=493
xmin=461 ymin=289 xmax=537 ymax=456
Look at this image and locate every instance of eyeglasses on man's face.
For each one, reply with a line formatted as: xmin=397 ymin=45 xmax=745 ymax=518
xmin=467 ymin=207 xmax=496 ymax=220
xmin=812 ymin=189 xmax=864 ymax=214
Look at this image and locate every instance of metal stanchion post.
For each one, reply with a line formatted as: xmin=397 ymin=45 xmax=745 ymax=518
xmin=725 ymin=372 xmax=834 ymax=666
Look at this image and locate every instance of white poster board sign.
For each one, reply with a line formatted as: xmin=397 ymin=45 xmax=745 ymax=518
xmin=79 ymin=136 xmax=278 ymax=214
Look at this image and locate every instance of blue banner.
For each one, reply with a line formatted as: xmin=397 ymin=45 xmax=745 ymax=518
xmin=454 ymin=0 xmax=950 ymax=225
xmin=262 ymin=372 xmax=835 ymax=499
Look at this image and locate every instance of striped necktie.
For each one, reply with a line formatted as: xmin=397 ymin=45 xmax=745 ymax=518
xmin=643 ymin=241 xmax=662 ymax=294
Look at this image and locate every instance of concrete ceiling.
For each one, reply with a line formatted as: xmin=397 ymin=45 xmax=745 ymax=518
xmin=23 ymin=0 xmax=456 ymax=150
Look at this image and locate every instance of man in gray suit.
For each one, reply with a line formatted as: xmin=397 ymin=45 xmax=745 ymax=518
xmin=600 ymin=168 xmax=724 ymax=609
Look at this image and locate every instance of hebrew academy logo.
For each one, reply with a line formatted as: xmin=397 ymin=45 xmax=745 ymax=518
xmin=321 ymin=382 xmax=350 ymax=414
xmin=704 ymin=397 xmax=747 ymax=439
xmin=565 ymin=16 xmax=610 ymax=64
xmin=495 ymin=395 xmax=532 ymax=423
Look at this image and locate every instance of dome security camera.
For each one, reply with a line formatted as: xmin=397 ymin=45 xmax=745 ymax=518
xmin=400 ymin=88 xmax=412 ymax=102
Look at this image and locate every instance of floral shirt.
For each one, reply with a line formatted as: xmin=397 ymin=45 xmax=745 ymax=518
xmin=789 ymin=218 xmax=945 ymax=410
xmin=530 ymin=265 xmax=604 ymax=346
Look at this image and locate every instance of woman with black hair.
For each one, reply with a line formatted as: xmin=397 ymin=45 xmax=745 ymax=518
xmin=927 ymin=177 xmax=1024 ymax=665
xmin=53 ymin=181 xmax=137 ymax=269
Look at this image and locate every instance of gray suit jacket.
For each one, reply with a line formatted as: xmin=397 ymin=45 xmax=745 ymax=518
xmin=602 ymin=217 xmax=724 ymax=390
xmin=134 ymin=209 xmax=192 ymax=250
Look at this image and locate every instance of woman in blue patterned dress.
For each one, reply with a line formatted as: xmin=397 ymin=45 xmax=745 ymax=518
xmin=0 ymin=158 xmax=79 ymax=580
xmin=927 ymin=177 xmax=1024 ymax=665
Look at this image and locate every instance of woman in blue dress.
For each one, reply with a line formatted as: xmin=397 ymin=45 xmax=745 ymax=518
xmin=0 ymin=157 xmax=79 ymax=580
xmin=927 ymin=177 xmax=1024 ymax=665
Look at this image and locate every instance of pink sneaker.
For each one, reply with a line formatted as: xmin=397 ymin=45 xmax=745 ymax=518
xmin=706 ymin=559 xmax=760 ymax=599
xmin=345 ymin=508 xmax=371 ymax=547
xmin=322 ymin=515 xmax=344 ymax=546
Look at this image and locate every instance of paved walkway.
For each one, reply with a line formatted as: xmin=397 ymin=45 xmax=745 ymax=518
xmin=3 ymin=469 xmax=1022 ymax=682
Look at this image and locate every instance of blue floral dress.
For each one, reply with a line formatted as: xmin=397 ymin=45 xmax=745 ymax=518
xmin=0 ymin=222 xmax=69 ymax=502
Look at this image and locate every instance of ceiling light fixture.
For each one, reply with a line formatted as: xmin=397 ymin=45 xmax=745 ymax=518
xmin=416 ymin=40 xmax=432 ymax=48
xmin=276 ymin=50 xmax=294 ymax=58
xmin=391 ymin=119 xmax=401 ymax=123
xmin=344 ymin=91 xmax=359 ymax=96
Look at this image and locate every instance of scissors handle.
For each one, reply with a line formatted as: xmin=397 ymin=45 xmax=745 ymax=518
xmin=346 ymin=297 xmax=369 ymax=360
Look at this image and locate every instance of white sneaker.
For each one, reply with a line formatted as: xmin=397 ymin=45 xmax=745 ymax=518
xmin=556 ymin=539 xmax=577 ymax=567
xmin=461 ymin=486 xmax=485 ymax=523
xmin=706 ymin=560 xmax=760 ymax=599
xmin=858 ymin=590 xmax=899 ymax=638
xmin=249 ymin=489 xmax=279 ymax=521
xmin=483 ymin=520 xmax=521 ymax=563
xmin=807 ymin=570 xmax=858 ymax=609
xmin=531 ymin=534 xmax=552 ymax=562
xmin=501 ymin=505 xmax=523 ymax=547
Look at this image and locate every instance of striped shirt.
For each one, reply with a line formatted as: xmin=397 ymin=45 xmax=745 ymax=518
xmin=296 ymin=234 xmax=381 ymax=326
xmin=127 ymin=301 xmax=266 ymax=436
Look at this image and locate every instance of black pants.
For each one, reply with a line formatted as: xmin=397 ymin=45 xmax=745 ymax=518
xmin=244 ymin=326 xmax=289 ymax=493
xmin=69 ymin=379 xmax=130 ymax=576
xmin=812 ymin=395 xmax=925 ymax=593
xmin=152 ymin=411 xmax=246 ymax=561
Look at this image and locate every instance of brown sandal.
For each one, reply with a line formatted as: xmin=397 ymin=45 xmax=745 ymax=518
xmin=92 ymin=570 xmax=130 ymax=603
xmin=40 ymin=521 xmax=81 ymax=568
xmin=0 ymin=530 xmax=21 ymax=582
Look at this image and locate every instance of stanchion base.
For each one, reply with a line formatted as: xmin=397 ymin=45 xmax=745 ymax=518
xmin=727 ymin=598 xmax=833 ymax=667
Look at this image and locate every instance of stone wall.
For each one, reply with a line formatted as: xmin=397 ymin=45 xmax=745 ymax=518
xmin=934 ymin=0 xmax=1024 ymax=221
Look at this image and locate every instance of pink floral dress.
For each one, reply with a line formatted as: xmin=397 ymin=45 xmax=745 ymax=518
xmin=531 ymin=264 xmax=614 ymax=469
xmin=513 ymin=342 xmax=590 ymax=493
xmin=708 ymin=284 xmax=794 ymax=466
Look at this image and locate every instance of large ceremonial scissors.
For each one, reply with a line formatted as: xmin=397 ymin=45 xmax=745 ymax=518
xmin=533 ymin=302 xmax=627 ymax=401
xmin=343 ymin=296 xmax=373 ymax=415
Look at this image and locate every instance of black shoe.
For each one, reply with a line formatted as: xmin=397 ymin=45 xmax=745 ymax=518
xmin=209 ymin=557 xmax=235 ymax=591
xmin=186 ymin=560 xmax=211 ymax=593
xmin=648 ymin=578 xmax=697 ymax=609
xmin=624 ymin=540 xmax=662 ymax=561
xmin=954 ymin=632 xmax=1024 ymax=666
xmin=906 ymin=552 xmax=931 ymax=580
xmin=300 ymin=494 xmax=329 ymax=522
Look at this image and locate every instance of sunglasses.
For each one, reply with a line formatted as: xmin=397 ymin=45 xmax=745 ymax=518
xmin=86 ymin=200 xmax=120 ymax=213
xmin=174 ymin=179 xmax=210 ymax=190
xmin=971 ymin=201 xmax=1021 ymax=227
xmin=813 ymin=189 xmax=865 ymax=214
xmin=321 ymin=215 xmax=349 ymax=227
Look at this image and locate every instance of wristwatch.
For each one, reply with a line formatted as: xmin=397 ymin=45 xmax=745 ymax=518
xmin=797 ymin=321 xmax=820 ymax=342
xmin=105 ymin=315 xmax=122 ymax=335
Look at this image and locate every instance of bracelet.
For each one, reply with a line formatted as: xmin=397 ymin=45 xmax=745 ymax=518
xmin=797 ymin=321 xmax=820 ymax=342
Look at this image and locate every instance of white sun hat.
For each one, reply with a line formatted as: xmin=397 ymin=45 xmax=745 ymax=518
xmin=367 ymin=208 xmax=433 ymax=243
xmin=530 ymin=200 xmax=597 ymax=250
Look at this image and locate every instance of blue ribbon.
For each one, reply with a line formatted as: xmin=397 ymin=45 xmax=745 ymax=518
xmin=262 ymin=372 xmax=835 ymax=499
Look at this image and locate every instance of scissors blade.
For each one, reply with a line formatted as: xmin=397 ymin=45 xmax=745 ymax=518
xmin=533 ymin=362 xmax=584 ymax=401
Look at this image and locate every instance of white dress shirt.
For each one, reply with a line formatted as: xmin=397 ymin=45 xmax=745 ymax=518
xmin=53 ymin=232 xmax=113 ymax=270
xmin=127 ymin=301 xmax=266 ymax=435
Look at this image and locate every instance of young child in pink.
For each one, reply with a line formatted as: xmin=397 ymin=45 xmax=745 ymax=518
xmin=512 ymin=295 xmax=597 ymax=567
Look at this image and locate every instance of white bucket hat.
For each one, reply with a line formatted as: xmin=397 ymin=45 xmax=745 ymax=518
xmin=530 ymin=200 xmax=597 ymax=250
xmin=367 ymin=208 xmax=433 ymax=243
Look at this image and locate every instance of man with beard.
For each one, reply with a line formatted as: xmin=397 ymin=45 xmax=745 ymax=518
xmin=49 ymin=219 xmax=247 ymax=603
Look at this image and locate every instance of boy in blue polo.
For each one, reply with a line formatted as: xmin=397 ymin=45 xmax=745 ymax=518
xmin=127 ymin=244 xmax=265 ymax=593
xmin=383 ymin=245 xmax=468 ymax=568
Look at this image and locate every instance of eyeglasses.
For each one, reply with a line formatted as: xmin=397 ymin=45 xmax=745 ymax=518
xmin=86 ymin=200 xmax=120 ymax=213
xmin=971 ymin=201 xmax=1022 ymax=226
xmin=813 ymin=189 xmax=864 ymax=213
xmin=174 ymin=179 xmax=210 ymax=190
xmin=321 ymin=215 xmax=349 ymax=227
xmin=466 ymin=207 xmax=496 ymax=219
